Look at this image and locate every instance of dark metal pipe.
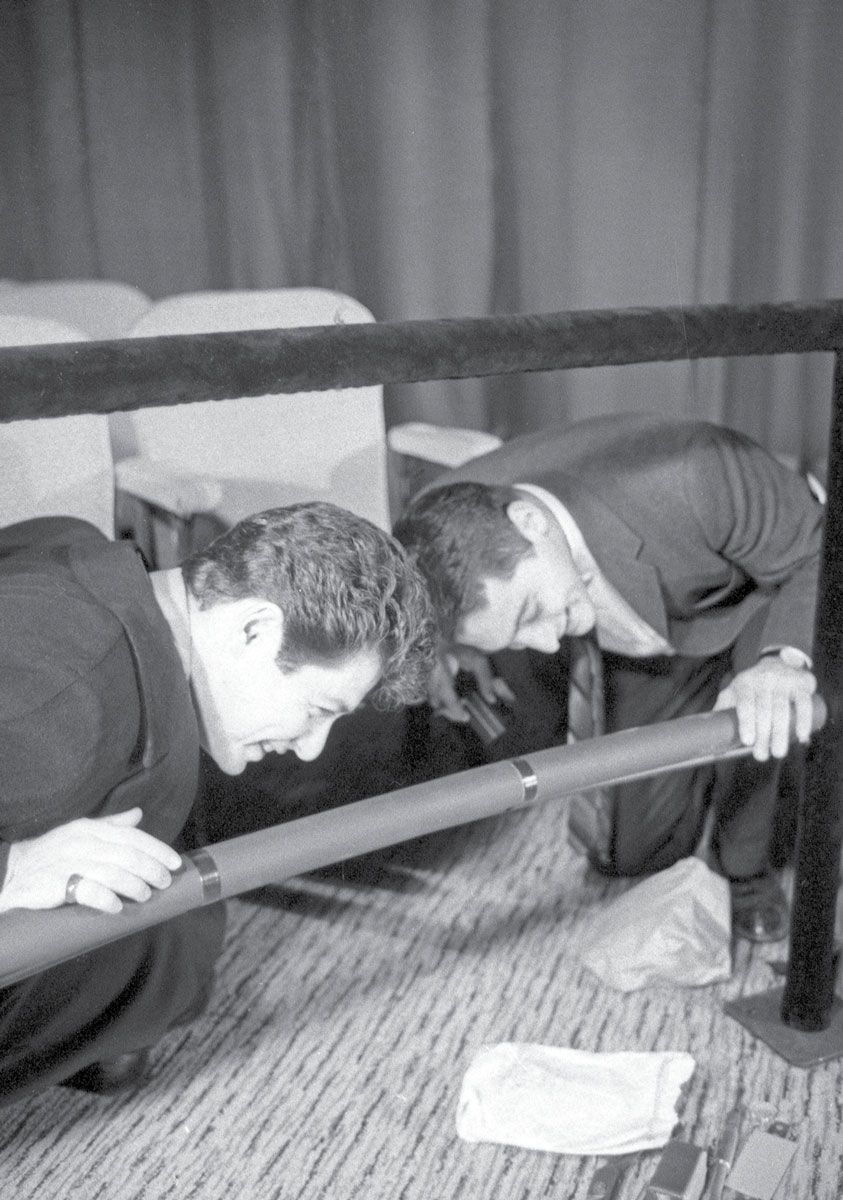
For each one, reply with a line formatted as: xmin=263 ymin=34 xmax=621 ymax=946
xmin=0 ymin=299 xmax=842 ymax=422
xmin=782 ymin=354 xmax=843 ymax=1031
xmin=0 ymin=700 xmax=825 ymax=989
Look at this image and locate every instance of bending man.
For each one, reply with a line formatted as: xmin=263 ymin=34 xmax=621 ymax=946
xmin=394 ymin=414 xmax=822 ymax=944
xmin=0 ymin=503 xmax=434 ymax=1103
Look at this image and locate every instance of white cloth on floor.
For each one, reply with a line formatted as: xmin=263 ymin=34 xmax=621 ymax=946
xmin=579 ymin=857 xmax=731 ymax=992
xmin=456 ymin=1042 xmax=695 ymax=1156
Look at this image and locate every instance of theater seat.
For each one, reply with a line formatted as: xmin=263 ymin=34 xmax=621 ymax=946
xmin=0 ymin=316 xmax=115 ymax=536
xmin=0 ymin=278 xmax=150 ymax=340
xmin=112 ymin=288 xmax=391 ymax=566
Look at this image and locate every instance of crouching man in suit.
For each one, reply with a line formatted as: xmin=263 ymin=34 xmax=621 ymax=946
xmin=0 ymin=503 xmax=435 ymax=1103
xmin=394 ymin=415 xmax=823 ymax=943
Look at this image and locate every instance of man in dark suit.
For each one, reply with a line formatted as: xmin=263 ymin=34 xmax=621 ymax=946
xmin=393 ymin=414 xmax=823 ymax=942
xmin=0 ymin=504 xmax=434 ymax=1104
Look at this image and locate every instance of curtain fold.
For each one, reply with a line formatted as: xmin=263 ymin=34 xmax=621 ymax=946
xmin=1 ymin=0 xmax=841 ymax=461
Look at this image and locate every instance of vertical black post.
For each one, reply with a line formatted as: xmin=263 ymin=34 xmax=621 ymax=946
xmin=782 ymin=352 xmax=843 ymax=1030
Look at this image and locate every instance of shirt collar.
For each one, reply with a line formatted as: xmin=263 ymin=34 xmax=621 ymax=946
xmin=514 ymin=482 xmax=596 ymax=571
xmin=150 ymin=567 xmax=192 ymax=680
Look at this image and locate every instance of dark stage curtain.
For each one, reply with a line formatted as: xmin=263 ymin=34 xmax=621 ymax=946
xmin=1 ymin=0 xmax=842 ymax=465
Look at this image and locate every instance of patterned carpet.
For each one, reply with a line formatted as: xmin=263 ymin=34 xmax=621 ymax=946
xmin=2 ymin=791 xmax=842 ymax=1199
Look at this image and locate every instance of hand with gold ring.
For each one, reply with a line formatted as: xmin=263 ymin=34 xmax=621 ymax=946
xmin=0 ymin=808 xmax=183 ymax=914
xmin=64 ymin=873 xmax=85 ymax=906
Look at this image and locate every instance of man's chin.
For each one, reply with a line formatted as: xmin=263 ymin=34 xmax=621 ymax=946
xmin=216 ymin=757 xmax=248 ymax=776
xmin=202 ymin=739 xmax=250 ymax=776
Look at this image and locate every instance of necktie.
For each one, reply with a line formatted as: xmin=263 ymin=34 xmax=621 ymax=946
xmin=565 ymin=634 xmax=615 ymax=871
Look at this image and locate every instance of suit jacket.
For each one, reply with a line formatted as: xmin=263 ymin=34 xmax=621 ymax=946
xmin=0 ymin=517 xmax=199 ymax=886
xmin=0 ymin=518 xmax=223 ymax=1103
xmin=424 ymin=415 xmax=823 ymax=660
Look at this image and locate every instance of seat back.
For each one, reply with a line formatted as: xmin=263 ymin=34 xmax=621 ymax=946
xmin=0 ymin=279 xmax=151 ymax=340
xmin=0 ymin=316 xmax=115 ymax=536
xmin=114 ymin=288 xmax=390 ymax=530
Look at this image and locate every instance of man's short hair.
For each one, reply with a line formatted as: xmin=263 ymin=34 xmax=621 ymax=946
xmin=182 ymin=502 xmax=436 ymax=708
xmin=393 ymin=482 xmax=534 ymax=641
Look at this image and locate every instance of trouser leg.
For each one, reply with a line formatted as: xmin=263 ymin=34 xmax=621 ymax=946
xmin=604 ymin=647 xmax=786 ymax=878
xmin=0 ymin=902 xmax=226 ymax=1105
xmin=603 ymin=649 xmax=729 ymax=875
xmin=709 ymin=753 xmax=784 ymax=879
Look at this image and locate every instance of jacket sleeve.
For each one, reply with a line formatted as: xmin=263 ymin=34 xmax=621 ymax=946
xmin=683 ymin=425 xmax=823 ymax=658
xmin=0 ymin=572 xmax=144 ymax=851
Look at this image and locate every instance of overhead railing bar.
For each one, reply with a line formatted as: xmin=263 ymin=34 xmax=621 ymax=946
xmin=0 ymin=298 xmax=842 ymax=421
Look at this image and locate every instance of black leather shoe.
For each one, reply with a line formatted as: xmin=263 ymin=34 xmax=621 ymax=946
xmin=61 ymin=1048 xmax=151 ymax=1095
xmin=730 ymin=870 xmax=789 ymax=943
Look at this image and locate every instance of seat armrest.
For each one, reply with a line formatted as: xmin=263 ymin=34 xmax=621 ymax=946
xmin=387 ymin=422 xmax=503 ymax=468
xmin=387 ymin=422 xmax=503 ymax=517
xmin=114 ymin=456 xmax=223 ymax=518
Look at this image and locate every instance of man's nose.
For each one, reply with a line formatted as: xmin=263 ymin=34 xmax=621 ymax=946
xmin=291 ymin=720 xmax=334 ymax=762
xmin=522 ymin=623 xmax=563 ymax=654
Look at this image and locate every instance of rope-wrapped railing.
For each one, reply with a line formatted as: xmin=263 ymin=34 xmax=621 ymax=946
xmin=0 ymin=298 xmax=842 ymax=420
xmin=1 ymin=296 xmax=842 ymax=1039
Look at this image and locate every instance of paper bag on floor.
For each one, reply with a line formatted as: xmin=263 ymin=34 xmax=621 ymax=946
xmin=456 ymin=1043 xmax=695 ymax=1156
xmin=580 ymin=856 xmax=731 ymax=991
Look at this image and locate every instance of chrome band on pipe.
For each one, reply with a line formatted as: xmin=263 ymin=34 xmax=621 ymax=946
xmin=511 ymin=757 xmax=539 ymax=803
xmin=186 ymin=847 xmax=222 ymax=903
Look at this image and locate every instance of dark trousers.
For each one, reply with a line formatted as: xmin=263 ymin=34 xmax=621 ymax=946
xmin=0 ymin=904 xmax=225 ymax=1106
xmin=603 ymin=647 xmax=790 ymax=879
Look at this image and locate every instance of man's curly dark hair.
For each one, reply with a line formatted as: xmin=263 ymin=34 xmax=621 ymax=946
xmin=182 ymin=502 xmax=437 ymax=709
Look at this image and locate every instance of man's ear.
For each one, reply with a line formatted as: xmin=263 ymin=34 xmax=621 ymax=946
xmin=239 ymin=600 xmax=284 ymax=656
xmin=506 ymin=496 xmax=550 ymax=544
